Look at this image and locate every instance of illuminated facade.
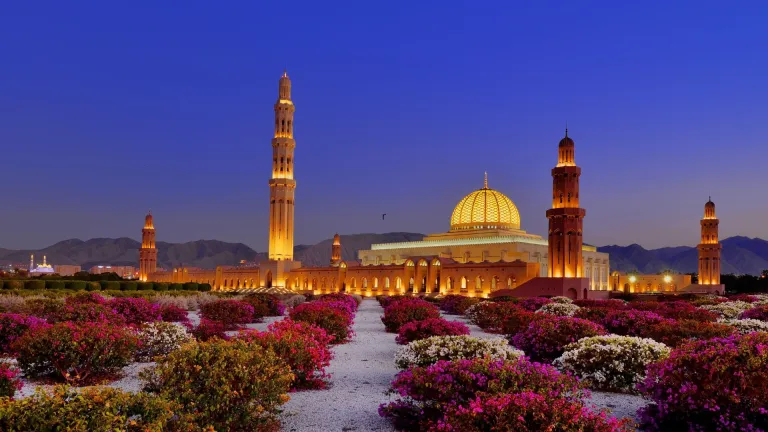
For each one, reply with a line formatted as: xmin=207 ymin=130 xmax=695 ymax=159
xmin=611 ymin=271 xmax=692 ymax=293
xmin=697 ymin=198 xmax=721 ymax=285
xmin=138 ymin=212 xmax=157 ymax=281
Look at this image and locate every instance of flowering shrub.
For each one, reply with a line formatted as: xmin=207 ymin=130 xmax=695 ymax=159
xmin=553 ymin=335 xmax=670 ymax=393
xmin=199 ymin=299 xmax=255 ymax=329
xmin=240 ymin=296 xmax=270 ymax=322
xmin=47 ymin=302 xmax=126 ymax=326
xmin=378 ymin=295 xmax=407 ymax=308
xmin=598 ymin=309 xmax=666 ymax=336
xmin=499 ymin=307 xmax=542 ymax=337
xmin=699 ymin=301 xmax=753 ymax=319
xmin=319 ymin=293 xmax=358 ymax=312
xmin=740 ymin=305 xmax=768 ymax=321
xmin=381 ymin=298 xmax=439 ymax=332
xmin=573 ymin=299 xmax=626 ymax=308
xmin=725 ymin=293 xmax=759 ymax=303
xmin=21 ymin=298 xmax=64 ymax=317
xmin=141 ymin=339 xmax=293 ymax=431
xmin=719 ymin=318 xmax=768 ymax=335
xmin=395 ymin=318 xmax=469 ymax=344
xmin=13 ymin=321 xmax=139 ymax=384
xmin=191 ymin=319 xmax=229 ymax=341
xmin=64 ymin=292 xmax=107 ymax=305
xmin=108 ymin=297 xmax=162 ymax=325
xmin=439 ymin=295 xmax=466 ymax=314
xmin=159 ymin=303 xmax=189 ymax=323
xmin=511 ymin=316 xmax=607 ymax=363
xmin=519 ymin=296 xmax=552 ymax=311
xmin=535 ymin=302 xmax=580 ymax=317
xmin=640 ymin=319 xmax=735 ymax=348
xmin=239 ymin=319 xmax=334 ymax=390
xmin=379 ymin=357 xmax=588 ymax=430
xmin=394 ymin=335 xmax=522 ymax=369
xmin=315 ymin=300 xmax=356 ymax=317
xmin=0 ymin=313 xmax=47 ymax=355
xmin=0 ymin=362 xmax=22 ymax=398
xmin=135 ymin=322 xmax=192 ymax=362
xmin=0 ymin=385 xmax=194 ymax=431
xmin=638 ymin=332 xmax=768 ymax=431
xmin=290 ymin=302 xmax=353 ymax=343
xmin=464 ymin=301 xmax=524 ymax=333
xmin=630 ymin=300 xmax=718 ymax=321
xmin=434 ymin=390 xmax=634 ymax=432
xmin=244 ymin=293 xmax=286 ymax=316
xmin=549 ymin=295 xmax=574 ymax=304
xmin=573 ymin=306 xmax=615 ymax=323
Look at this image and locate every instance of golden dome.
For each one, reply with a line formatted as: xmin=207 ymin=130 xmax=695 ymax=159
xmin=450 ymin=174 xmax=521 ymax=231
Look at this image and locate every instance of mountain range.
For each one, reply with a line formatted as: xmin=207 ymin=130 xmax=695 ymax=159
xmin=2 ymin=234 xmax=767 ymax=276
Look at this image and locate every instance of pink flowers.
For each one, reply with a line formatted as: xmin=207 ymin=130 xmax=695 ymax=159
xmin=0 ymin=313 xmax=48 ymax=355
xmin=199 ymin=300 xmax=255 ymax=330
xmin=0 ymin=362 xmax=22 ymax=398
xmin=597 ymin=309 xmax=666 ymax=336
xmin=638 ymin=332 xmax=768 ymax=431
xmin=511 ymin=316 xmax=606 ymax=363
xmin=740 ymin=305 xmax=768 ymax=321
xmin=108 ymin=297 xmax=162 ymax=325
xmin=381 ymin=298 xmax=440 ymax=333
xmin=395 ymin=318 xmax=469 ymax=345
xmin=290 ymin=300 xmax=355 ymax=344
xmin=239 ymin=319 xmax=334 ymax=390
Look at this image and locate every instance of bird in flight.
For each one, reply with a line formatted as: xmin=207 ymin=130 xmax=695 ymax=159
xmin=382 ymin=213 xmax=387 ymax=220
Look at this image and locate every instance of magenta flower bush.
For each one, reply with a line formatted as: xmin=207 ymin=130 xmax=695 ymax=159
xmin=191 ymin=319 xmax=229 ymax=341
xmin=108 ymin=297 xmax=162 ymax=325
xmin=433 ymin=390 xmax=634 ymax=432
xmin=0 ymin=362 xmax=22 ymax=398
xmin=13 ymin=321 xmax=139 ymax=385
xmin=638 ymin=332 xmax=768 ymax=431
xmin=64 ymin=292 xmax=107 ymax=306
xmin=439 ymin=295 xmax=466 ymax=314
xmin=598 ymin=309 xmax=666 ymax=336
xmin=740 ymin=305 xmax=768 ymax=321
xmin=159 ymin=303 xmax=190 ymax=323
xmin=511 ymin=316 xmax=607 ymax=363
xmin=519 ymin=297 xmax=552 ymax=312
xmin=318 ymin=293 xmax=358 ymax=312
xmin=199 ymin=300 xmax=254 ymax=330
xmin=395 ymin=318 xmax=469 ymax=345
xmin=381 ymin=298 xmax=439 ymax=333
xmin=0 ymin=313 xmax=48 ymax=356
xmin=47 ymin=303 xmax=126 ymax=326
xmin=379 ymin=357 xmax=593 ymax=430
xmin=290 ymin=302 xmax=354 ymax=344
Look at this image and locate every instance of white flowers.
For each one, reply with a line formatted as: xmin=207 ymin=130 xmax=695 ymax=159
xmin=135 ymin=322 xmax=193 ymax=362
xmin=719 ymin=318 xmax=768 ymax=335
xmin=553 ymin=335 xmax=671 ymax=394
xmin=699 ymin=301 xmax=753 ymax=319
xmin=536 ymin=302 xmax=580 ymax=317
xmin=549 ymin=296 xmax=574 ymax=304
xmin=394 ymin=335 xmax=523 ymax=369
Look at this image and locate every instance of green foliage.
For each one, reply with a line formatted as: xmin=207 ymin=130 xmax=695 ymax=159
xmin=0 ymin=281 xmax=4 ymax=290
xmin=135 ymin=282 xmax=152 ymax=291
xmin=45 ymin=280 xmax=65 ymax=290
xmin=141 ymin=339 xmax=293 ymax=431
xmin=64 ymin=281 xmax=86 ymax=290
xmin=182 ymin=282 xmax=198 ymax=291
xmin=199 ymin=283 xmax=212 ymax=292
xmin=152 ymin=282 xmax=167 ymax=291
xmin=3 ymin=281 xmax=23 ymax=290
xmin=24 ymin=280 xmax=45 ymax=290
xmin=121 ymin=281 xmax=138 ymax=291
xmin=169 ymin=283 xmax=183 ymax=291
xmin=85 ymin=282 xmax=101 ymax=291
xmin=0 ymin=385 xmax=193 ymax=431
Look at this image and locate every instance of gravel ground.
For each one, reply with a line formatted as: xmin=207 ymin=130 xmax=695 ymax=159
xmin=280 ymin=299 xmax=397 ymax=432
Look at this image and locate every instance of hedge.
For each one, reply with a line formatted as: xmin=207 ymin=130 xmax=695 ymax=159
xmin=24 ymin=280 xmax=45 ymax=290
xmin=138 ymin=282 xmax=154 ymax=291
xmin=199 ymin=283 xmax=212 ymax=292
xmin=122 ymin=282 xmax=138 ymax=291
xmin=153 ymin=283 xmax=168 ymax=292
xmin=0 ymin=281 xmax=4 ymax=290
xmin=169 ymin=283 xmax=183 ymax=291
xmin=183 ymin=282 xmax=199 ymax=291
xmin=0 ymin=280 xmax=211 ymax=292
xmin=65 ymin=281 xmax=86 ymax=290
xmin=45 ymin=280 xmax=66 ymax=290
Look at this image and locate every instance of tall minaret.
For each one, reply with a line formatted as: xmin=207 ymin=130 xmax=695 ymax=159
xmin=330 ymin=233 xmax=342 ymax=266
xmin=546 ymin=129 xmax=586 ymax=278
xmin=29 ymin=254 xmax=34 ymax=272
xmin=697 ymin=198 xmax=721 ymax=285
xmin=139 ymin=211 xmax=157 ymax=281
xmin=268 ymin=70 xmax=297 ymax=261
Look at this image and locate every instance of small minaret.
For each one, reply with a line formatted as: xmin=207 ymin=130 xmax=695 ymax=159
xmin=268 ymin=70 xmax=297 ymax=261
xmin=546 ymin=128 xmax=586 ymax=278
xmin=29 ymin=254 xmax=34 ymax=271
xmin=330 ymin=233 xmax=342 ymax=266
xmin=139 ymin=211 xmax=157 ymax=281
xmin=697 ymin=198 xmax=721 ymax=285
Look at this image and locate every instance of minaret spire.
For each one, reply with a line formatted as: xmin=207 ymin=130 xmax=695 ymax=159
xmin=269 ymin=70 xmax=297 ymax=261
xmin=484 ymin=172 xmax=488 ymax=189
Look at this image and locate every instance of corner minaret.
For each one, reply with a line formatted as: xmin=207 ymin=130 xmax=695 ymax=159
xmin=268 ymin=70 xmax=296 ymax=261
xmin=139 ymin=211 xmax=157 ymax=281
xmin=546 ymin=129 xmax=586 ymax=278
xmin=697 ymin=198 xmax=721 ymax=285
xmin=330 ymin=233 xmax=342 ymax=266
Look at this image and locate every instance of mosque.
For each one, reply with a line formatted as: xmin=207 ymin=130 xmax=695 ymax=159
xmin=141 ymin=71 xmax=722 ymax=298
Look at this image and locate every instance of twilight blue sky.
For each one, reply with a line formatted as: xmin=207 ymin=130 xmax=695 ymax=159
xmin=1 ymin=1 xmax=766 ymax=251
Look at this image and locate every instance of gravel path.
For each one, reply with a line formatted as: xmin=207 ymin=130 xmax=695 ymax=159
xmin=280 ymin=299 xmax=397 ymax=432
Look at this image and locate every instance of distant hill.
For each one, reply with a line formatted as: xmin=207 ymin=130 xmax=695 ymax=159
xmin=599 ymin=236 xmax=768 ymax=275
xmin=3 ymin=234 xmax=766 ymax=276
xmin=0 ymin=232 xmax=425 ymax=271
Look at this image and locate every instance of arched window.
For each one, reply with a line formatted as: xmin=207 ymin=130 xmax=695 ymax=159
xmin=447 ymin=277 xmax=453 ymax=290
xmin=373 ymin=277 xmax=379 ymax=288
xmin=409 ymin=277 xmax=414 ymax=289
xmin=351 ymin=277 xmax=356 ymax=288
xmin=491 ymin=277 xmax=497 ymax=290
xmin=396 ymin=277 xmax=402 ymax=289
xmin=460 ymin=277 xmax=467 ymax=290
xmin=475 ymin=276 xmax=482 ymax=290
xmin=384 ymin=277 xmax=390 ymax=288
xmin=362 ymin=278 xmax=368 ymax=288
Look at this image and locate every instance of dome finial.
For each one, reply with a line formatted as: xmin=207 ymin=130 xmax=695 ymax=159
xmin=565 ymin=121 xmax=568 ymax=138
xmin=484 ymin=172 xmax=488 ymax=189
xmin=282 ymin=68 xmax=288 ymax=78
